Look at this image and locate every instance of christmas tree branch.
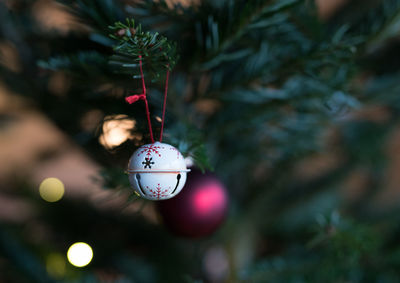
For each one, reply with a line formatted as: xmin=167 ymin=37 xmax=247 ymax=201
xmin=218 ymin=0 xmax=302 ymax=54
xmin=108 ymin=18 xmax=178 ymax=81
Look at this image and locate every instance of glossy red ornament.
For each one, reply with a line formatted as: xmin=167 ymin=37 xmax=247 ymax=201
xmin=156 ymin=169 xmax=228 ymax=238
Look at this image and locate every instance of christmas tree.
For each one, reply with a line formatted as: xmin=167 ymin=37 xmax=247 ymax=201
xmin=1 ymin=0 xmax=400 ymax=282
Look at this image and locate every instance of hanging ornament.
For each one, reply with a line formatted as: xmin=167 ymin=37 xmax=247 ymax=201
xmin=109 ymin=20 xmax=187 ymax=200
xmin=156 ymin=168 xmax=228 ymax=237
xmin=127 ymin=142 xmax=189 ymax=200
xmin=124 ymin=55 xmax=189 ymax=200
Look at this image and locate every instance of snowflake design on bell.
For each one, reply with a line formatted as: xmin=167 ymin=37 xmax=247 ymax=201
xmin=137 ymin=144 xmax=164 ymax=157
xmin=148 ymin=184 xmax=170 ymax=200
xmin=127 ymin=142 xmax=190 ymax=200
xmin=169 ymin=147 xmax=181 ymax=159
xmin=142 ymin=157 xmax=154 ymax=169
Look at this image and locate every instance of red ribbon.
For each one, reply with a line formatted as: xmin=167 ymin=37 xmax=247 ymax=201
xmin=125 ymin=94 xmax=146 ymax=104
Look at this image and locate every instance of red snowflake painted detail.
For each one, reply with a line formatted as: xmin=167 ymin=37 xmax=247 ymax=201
xmin=137 ymin=144 xmax=164 ymax=157
xmin=169 ymin=147 xmax=181 ymax=159
xmin=148 ymin=184 xmax=170 ymax=200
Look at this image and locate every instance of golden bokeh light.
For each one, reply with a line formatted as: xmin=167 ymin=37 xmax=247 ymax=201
xmin=99 ymin=114 xmax=136 ymax=149
xmin=39 ymin=177 xmax=65 ymax=202
xmin=67 ymin=242 xmax=93 ymax=267
xmin=46 ymin=253 xmax=66 ymax=279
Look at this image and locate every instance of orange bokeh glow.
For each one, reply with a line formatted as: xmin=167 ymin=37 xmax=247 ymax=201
xmin=99 ymin=115 xmax=135 ymax=149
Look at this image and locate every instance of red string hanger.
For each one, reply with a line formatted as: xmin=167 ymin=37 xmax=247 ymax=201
xmin=125 ymin=55 xmax=170 ymax=144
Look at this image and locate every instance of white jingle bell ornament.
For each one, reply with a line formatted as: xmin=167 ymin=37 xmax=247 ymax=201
xmin=127 ymin=142 xmax=190 ymax=200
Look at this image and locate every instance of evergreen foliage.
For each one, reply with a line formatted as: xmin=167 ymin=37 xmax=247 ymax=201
xmin=1 ymin=0 xmax=400 ymax=282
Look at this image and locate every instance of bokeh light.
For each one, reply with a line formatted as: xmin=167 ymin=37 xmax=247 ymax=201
xmin=39 ymin=177 xmax=65 ymax=202
xmin=99 ymin=114 xmax=135 ymax=149
xmin=46 ymin=253 xmax=66 ymax=279
xmin=203 ymin=246 xmax=229 ymax=282
xmin=67 ymin=242 xmax=93 ymax=267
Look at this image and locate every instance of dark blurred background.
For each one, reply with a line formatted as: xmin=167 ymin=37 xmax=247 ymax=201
xmin=2 ymin=0 xmax=400 ymax=282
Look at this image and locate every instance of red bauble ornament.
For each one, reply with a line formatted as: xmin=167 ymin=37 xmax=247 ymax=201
xmin=156 ymin=169 xmax=228 ymax=238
